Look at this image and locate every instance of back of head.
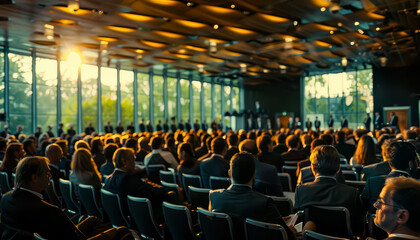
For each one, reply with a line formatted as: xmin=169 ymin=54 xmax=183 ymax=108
xmin=90 ymin=137 xmax=103 ymax=155
xmin=404 ymin=130 xmax=417 ymax=140
xmin=113 ymin=147 xmax=134 ymax=168
xmin=211 ymin=137 xmax=227 ymax=155
xmin=247 ymin=131 xmax=256 ymax=141
xmin=0 ymin=137 xmax=6 ymax=151
xmin=230 ymin=152 xmax=255 ymax=184
xmin=15 ymin=156 xmax=49 ymax=188
xmin=310 ymin=145 xmax=340 ymax=176
xmin=239 ymin=139 xmax=259 ymax=155
xmin=23 ymin=139 xmax=34 ymax=153
xmin=286 ymin=135 xmax=299 ymax=149
xmin=4 ymin=142 xmax=23 ymax=163
xmin=125 ymin=138 xmax=137 ymax=152
xmin=301 ymin=134 xmax=311 ymax=147
xmin=319 ymin=134 xmax=334 ymax=146
xmin=387 ymin=141 xmax=417 ymax=171
xmin=75 ymin=140 xmax=91 ymax=151
xmin=227 ymin=134 xmax=238 ymax=147
xmin=55 ymin=140 xmax=68 ymax=154
xmin=354 ymin=135 xmax=377 ymax=165
xmin=256 ymin=135 xmax=271 ymax=153
xmin=150 ymin=136 xmax=163 ymax=150
xmin=45 ymin=143 xmax=63 ymax=163
xmin=104 ymin=143 xmax=119 ymax=162
xmin=336 ymin=131 xmax=345 ymax=143
xmin=71 ymin=148 xmax=97 ymax=176
xmin=311 ymin=139 xmax=325 ymax=153
xmin=384 ymin=177 xmax=420 ymax=233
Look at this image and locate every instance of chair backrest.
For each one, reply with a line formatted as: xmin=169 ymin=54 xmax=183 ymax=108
xmin=245 ymin=218 xmax=287 ymax=240
xmin=197 ymin=207 xmax=234 ymax=240
xmin=162 ymin=201 xmax=196 ymax=240
xmin=160 ymin=170 xmax=176 ymax=184
xmin=366 ymin=214 xmax=388 ymax=240
xmin=78 ymin=184 xmax=102 ymax=218
xmin=0 ymin=171 xmax=12 ymax=194
xmin=100 ymin=189 xmax=130 ymax=228
xmin=127 ymin=195 xmax=162 ymax=240
xmin=277 ymin=173 xmax=292 ymax=192
xmin=160 ymin=181 xmax=181 ymax=201
xmin=146 ymin=164 xmax=166 ymax=184
xmin=282 ymin=166 xmax=298 ymax=191
xmin=209 ymin=176 xmax=231 ymax=190
xmin=344 ymin=180 xmax=366 ymax=193
xmin=45 ymin=179 xmax=61 ymax=208
xmin=304 ymin=205 xmax=353 ymax=238
xmin=34 ymin=233 xmax=48 ymax=240
xmin=342 ymin=170 xmax=358 ymax=181
xmin=182 ymin=173 xmax=202 ymax=201
xmin=303 ymin=230 xmax=350 ymax=240
xmin=189 ymin=186 xmax=210 ymax=209
xmin=59 ymin=178 xmax=80 ymax=214
xmin=267 ymin=195 xmax=293 ymax=216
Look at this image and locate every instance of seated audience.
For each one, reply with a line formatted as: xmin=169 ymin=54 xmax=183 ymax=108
xmin=0 ymin=142 xmax=25 ymax=184
xmin=350 ymin=135 xmax=378 ymax=166
xmin=177 ymin=142 xmax=200 ymax=185
xmin=135 ymin=137 xmax=149 ymax=164
xmin=23 ymin=138 xmax=36 ymax=157
xmin=200 ymin=137 xmax=229 ymax=188
xmin=209 ymin=152 xmax=295 ymax=240
xmin=272 ymin=133 xmax=288 ymax=154
xmin=361 ymin=139 xmax=393 ymax=181
xmin=257 ymin=135 xmax=283 ymax=172
xmin=100 ymin=143 xmax=118 ymax=177
xmin=45 ymin=143 xmax=64 ymax=195
xmin=280 ymin=135 xmax=306 ymax=164
xmin=91 ymin=137 xmax=105 ymax=169
xmin=144 ymin=136 xmax=178 ymax=169
xmin=334 ymin=130 xmax=355 ymax=161
xmin=224 ymin=133 xmax=239 ymax=162
xmin=195 ymin=134 xmax=210 ymax=159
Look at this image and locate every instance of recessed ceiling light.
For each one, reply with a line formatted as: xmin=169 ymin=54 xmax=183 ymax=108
xmin=376 ymin=27 xmax=380 ymax=31
xmin=213 ymin=24 xmax=219 ymax=30
xmin=358 ymin=29 xmax=364 ymax=34
xmin=330 ymin=30 xmax=334 ymax=34
xmin=337 ymin=22 xmax=343 ymax=27
xmin=140 ymin=40 xmax=167 ymax=48
xmin=118 ymin=12 xmax=156 ymax=22
xmin=104 ymin=25 xmax=137 ymax=33
xmin=354 ymin=21 xmax=360 ymax=26
xmin=230 ymin=4 xmax=235 ymax=9
xmin=350 ymin=41 xmax=355 ymax=45
xmin=320 ymin=7 xmax=326 ymax=12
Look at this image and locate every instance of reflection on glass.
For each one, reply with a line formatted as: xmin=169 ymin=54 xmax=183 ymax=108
xmin=61 ymin=61 xmax=78 ymax=132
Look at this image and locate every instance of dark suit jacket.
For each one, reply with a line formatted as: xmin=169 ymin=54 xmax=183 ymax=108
xmin=200 ymin=155 xmax=229 ymax=188
xmin=210 ymin=185 xmax=294 ymax=240
xmin=49 ymin=164 xmax=64 ymax=196
xmin=297 ymin=166 xmax=346 ymax=185
xmin=314 ymin=120 xmax=321 ymax=129
xmin=224 ymin=146 xmax=239 ymax=162
xmin=185 ymin=123 xmax=192 ymax=132
xmin=389 ymin=115 xmax=398 ymax=127
xmin=254 ymin=159 xmax=283 ymax=196
xmin=146 ymin=124 xmax=153 ymax=133
xmin=178 ymin=123 xmax=184 ymax=131
xmin=327 ymin=118 xmax=334 ymax=128
xmin=100 ymin=161 xmax=115 ymax=176
xmin=0 ymin=188 xmax=85 ymax=240
xmin=335 ymin=142 xmax=356 ymax=161
xmin=195 ymin=145 xmax=208 ymax=160
xmin=170 ymin=124 xmax=177 ymax=132
xmin=258 ymin=151 xmax=284 ymax=172
xmin=341 ymin=119 xmax=348 ymax=128
xmin=163 ymin=123 xmax=169 ymax=132
xmin=194 ymin=123 xmax=200 ymax=132
xmin=364 ymin=117 xmax=371 ymax=130
xmin=306 ymin=121 xmax=312 ymax=130
xmin=84 ymin=127 xmax=95 ymax=135
xmin=361 ymin=161 xmax=391 ymax=181
xmin=139 ymin=123 xmax=146 ymax=132
xmin=104 ymin=125 xmax=113 ymax=133
xmin=374 ymin=115 xmax=382 ymax=129
xmin=281 ymin=150 xmax=307 ymax=164
xmin=155 ymin=124 xmax=162 ymax=132
xmin=201 ymin=123 xmax=208 ymax=131
xmin=273 ymin=144 xmax=288 ymax=154
xmin=126 ymin=125 xmax=135 ymax=133
xmin=294 ymin=177 xmax=364 ymax=235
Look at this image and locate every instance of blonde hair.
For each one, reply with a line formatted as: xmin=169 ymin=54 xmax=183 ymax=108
xmin=71 ymin=148 xmax=101 ymax=181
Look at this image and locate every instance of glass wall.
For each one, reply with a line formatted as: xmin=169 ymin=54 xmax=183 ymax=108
xmin=192 ymin=81 xmax=201 ymax=123
xmin=36 ymin=58 xmax=57 ymax=135
xmin=167 ymin=77 xmax=177 ymax=122
xmin=60 ymin=60 xmax=78 ymax=132
xmin=137 ymin=72 xmax=149 ymax=123
xmin=120 ymin=70 xmax=134 ymax=127
xmin=203 ymin=82 xmax=212 ymax=126
xmin=303 ymin=69 xmax=373 ymax=130
xmin=180 ymin=79 xmax=189 ymax=124
xmin=0 ymin=52 xmax=4 ymax=115
xmin=101 ymin=67 xmax=117 ymax=129
xmin=214 ymin=84 xmax=222 ymax=122
xmin=81 ymin=64 xmax=98 ymax=130
xmin=224 ymin=85 xmax=231 ymax=128
xmin=153 ymin=75 xmax=164 ymax=125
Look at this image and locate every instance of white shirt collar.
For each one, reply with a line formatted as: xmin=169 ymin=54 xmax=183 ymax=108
xmin=388 ymin=233 xmax=420 ymax=239
xmin=391 ymin=169 xmax=410 ymax=175
xmin=20 ymin=187 xmax=43 ymax=200
xmin=211 ymin=153 xmax=225 ymax=159
xmin=49 ymin=163 xmax=59 ymax=170
xmin=152 ymin=149 xmax=162 ymax=154
xmin=315 ymin=175 xmax=336 ymax=181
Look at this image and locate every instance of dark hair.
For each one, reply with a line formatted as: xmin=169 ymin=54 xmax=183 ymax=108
xmin=105 ymin=137 xmax=115 ymax=145
xmin=319 ymin=134 xmax=334 ymax=146
xmin=227 ymin=134 xmax=238 ymax=147
xmin=311 ymin=139 xmax=325 ymax=153
xmin=150 ymin=136 xmax=163 ymax=150
xmin=239 ymin=139 xmax=259 ymax=155
xmin=387 ymin=141 xmax=417 ymax=171
xmin=178 ymin=142 xmax=196 ymax=168
xmin=385 ymin=177 xmax=420 ymax=232
xmin=354 ymin=135 xmax=377 ymax=166
xmin=125 ymin=138 xmax=137 ymax=152
xmin=211 ymin=137 xmax=227 ymax=154
xmin=404 ymin=130 xmax=417 ymax=140
xmin=310 ymin=145 xmax=340 ymax=176
xmin=230 ymin=152 xmax=255 ymax=184
xmin=276 ymin=133 xmax=287 ymax=145
xmin=336 ymin=131 xmax=345 ymax=143
xmin=90 ymin=137 xmax=103 ymax=155
xmin=75 ymin=140 xmax=91 ymax=151
xmin=247 ymin=132 xmax=256 ymax=140
xmin=205 ymin=136 xmax=213 ymax=150
xmin=0 ymin=142 xmax=23 ymax=171
xmin=104 ymin=143 xmax=119 ymax=162
xmin=138 ymin=137 xmax=149 ymax=151
xmin=0 ymin=137 xmax=6 ymax=151
xmin=257 ymin=135 xmax=271 ymax=153
xmin=15 ymin=156 xmax=49 ymax=188
xmin=23 ymin=139 xmax=34 ymax=153
xmin=286 ymin=135 xmax=299 ymax=148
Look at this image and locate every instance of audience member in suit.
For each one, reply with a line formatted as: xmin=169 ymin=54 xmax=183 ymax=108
xmin=314 ymin=116 xmax=321 ymax=131
xmin=197 ymin=136 xmax=213 ymax=161
xmin=146 ymin=121 xmax=153 ymax=133
xmin=164 ymin=137 xmax=180 ymax=163
xmin=257 ymin=135 xmax=283 ymax=172
xmin=0 ymin=126 xmax=10 ymax=138
xmin=56 ymin=140 xmax=71 ymax=179
xmin=126 ymin=122 xmax=135 ymax=134
xmin=34 ymin=126 xmax=42 ymax=139
xmin=389 ymin=112 xmax=399 ymax=131
xmin=0 ymin=157 xmax=131 ymax=240
xmin=170 ymin=118 xmax=177 ymax=132
xmin=364 ymin=113 xmax=372 ymax=131
xmin=300 ymin=134 xmax=311 ymax=158
xmin=240 ymin=139 xmax=283 ymax=196
xmin=374 ymin=112 xmax=382 ymax=130
xmin=178 ymin=119 xmax=185 ymax=131
xmin=163 ymin=119 xmax=169 ymax=132
xmin=69 ymin=148 xmax=102 ymax=206
xmin=0 ymin=137 xmax=6 ymax=161
xmin=280 ymin=135 xmax=306 ymax=165
xmin=296 ymin=139 xmax=325 ymax=180
xmin=195 ymin=134 xmax=210 ymax=159
xmin=67 ymin=124 xmax=76 ymax=137
xmin=0 ymin=142 xmax=25 ymax=184
xmin=185 ymin=119 xmax=192 ymax=132
xmin=349 ymin=135 xmax=378 ymax=166
xmin=334 ymin=130 xmax=356 ymax=161
xmin=362 ymin=141 xmax=418 ymax=213
xmin=84 ymin=122 xmax=95 ymax=135
xmin=46 ymin=144 xmax=64 ymax=196
xmin=273 ymin=134 xmax=288 ymax=154
xmin=135 ymin=137 xmax=149 ymax=164
xmin=201 ymin=119 xmax=208 ymax=132
xmin=294 ymin=146 xmax=364 ymax=235
xmin=139 ymin=118 xmax=146 ymax=132
xmin=225 ymin=133 xmax=239 ymax=162
xmin=306 ymin=117 xmax=312 ymax=131
xmin=104 ymin=121 xmax=113 ymax=134
xmin=373 ymin=177 xmax=420 ymax=240
xmin=144 ymin=136 xmax=178 ymax=169
xmin=115 ymin=122 xmax=124 ymax=134
xmin=100 ymin=143 xmax=118 ymax=177
xmin=209 ymin=152 xmax=295 ymax=240
xmin=23 ymin=138 xmax=36 ymax=157
xmin=404 ymin=129 xmax=420 ymax=153
xmin=46 ymin=126 xmax=55 ymax=138
xmin=200 ymin=137 xmax=229 ymax=188
xmin=293 ymin=117 xmax=301 ymax=130
xmin=177 ymin=143 xmax=200 ymax=187
xmin=14 ymin=125 xmax=23 ymax=139
xmin=91 ymin=137 xmax=106 ymax=170
xmin=194 ymin=120 xmax=200 ymax=132
xmin=327 ymin=115 xmax=334 ymax=128
xmin=155 ymin=120 xmax=162 ymax=132
xmin=340 ymin=116 xmax=348 ymax=129
xmin=58 ymin=123 xmax=64 ymax=138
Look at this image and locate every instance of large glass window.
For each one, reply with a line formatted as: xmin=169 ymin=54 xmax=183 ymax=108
xmin=167 ymin=77 xmax=177 ymax=122
xmin=303 ymin=69 xmax=373 ymax=130
xmin=153 ymin=75 xmax=164 ymax=125
xmin=120 ymin=70 xmax=134 ymax=126
xmin=214 ymin=84 xmax=222 ymax=122
xmin=203 ymin=82 xmax=212 ymax=126
xmin=0 ymin=52 xmax=4 ymax=117
xmin=224 ymin=85 xmax=231 ymax=128
xmin=101 ymin=67 xmax=117 ymax=129
xmin=137 ymin=72 xmax=149 ymax=122
xmin=180 ymin=79 xmax=189 ymax=124
xmin=192 ymin=81 xmax=201 ymax=123
xmin=36 ymin=58 xmax=57 ymax=135
xmin=60 ymin=61 xmax=79 ymax=133
xmin=9 ymin=53 xmax=32 ymax=134
xmin=81 ymin=64 xmax=98 ymax=130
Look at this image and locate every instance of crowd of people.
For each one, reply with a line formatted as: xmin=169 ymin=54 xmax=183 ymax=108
xmin=0 ymin=121 xmax=419 ymax=239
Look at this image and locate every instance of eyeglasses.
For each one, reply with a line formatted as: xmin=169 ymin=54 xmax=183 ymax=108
xmin=373 ymin=198 xmax=401 ymax=210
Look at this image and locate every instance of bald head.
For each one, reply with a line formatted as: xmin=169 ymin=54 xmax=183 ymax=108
xmin=239 ymin=139 xmax=258 ymax=155
xmin=46 ymin=143 xmax=63 ymax=165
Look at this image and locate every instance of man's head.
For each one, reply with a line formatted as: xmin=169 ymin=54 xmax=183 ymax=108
xmin=23 ymin=139 xmax=36 ymax=155
xmin=150 ymin=136 xmax=163 ymax=150
xmin=15 ymin=156 xmax=51 ymax=192
xmin=256 ymin=135 xmax=271 ymax=153
xmin=104 ymin=143 xmax=119 ymax=162
xmin=285 ymin=135 xmax=299 ymax=149
xmin=229 ymin=152 xmax=255 ymax=185
xmin=239 ymin=139 xmax=259 ymax=156
xmin=45 ymin=144 xmax=63 ymax=165
xmin=113 ymin=147 xmax=135 ymax=173
xmin=211 ymin=137 xmax=227 ymax=155
xmin=374 ymin=177 xmax=420 ymax=235
xmin=385 ymin=141 xmax=417 ymax=171
xmin=310 ymin=145 xmax=340 ymax=177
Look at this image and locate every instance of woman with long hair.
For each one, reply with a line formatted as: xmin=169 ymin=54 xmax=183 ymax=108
xmin=177 ymin=142 xmax=200 ymax=187
xmin=0 ymin=142 xmax=25 ymax=184
xmin=70 ymin=148 xmax=102 ymax=205
xmin=350 ymin=135 xmax=378 ymax=166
